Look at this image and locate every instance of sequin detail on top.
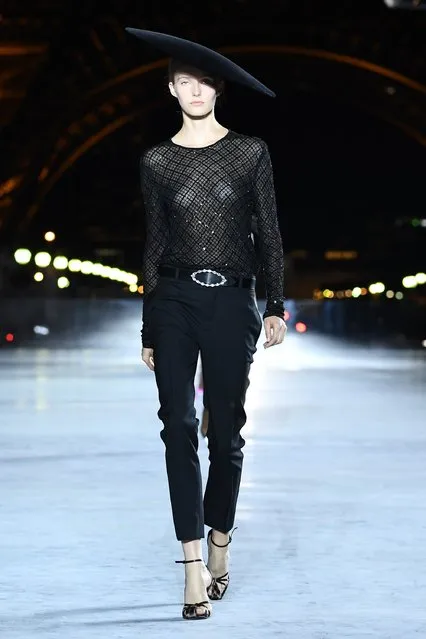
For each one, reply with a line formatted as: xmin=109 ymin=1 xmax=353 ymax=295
xmin=140 ymin=130 xmax=284 ymax=347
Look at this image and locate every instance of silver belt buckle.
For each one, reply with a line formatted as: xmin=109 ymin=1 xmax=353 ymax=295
xmin=190 ymin=269 xmax=227 ymax=287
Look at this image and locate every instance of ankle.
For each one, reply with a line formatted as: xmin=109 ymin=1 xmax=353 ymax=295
xmin=181 ymin=539 xmax=203 ymax=562
xmin=211 ymin=529 xmax=230 ymax=547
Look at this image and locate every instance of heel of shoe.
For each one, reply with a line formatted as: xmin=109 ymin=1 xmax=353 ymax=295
xmin=175 ymin=558 xmax=212 ymax=620
xmin=206 ymin=528 xmax=237 ymax=601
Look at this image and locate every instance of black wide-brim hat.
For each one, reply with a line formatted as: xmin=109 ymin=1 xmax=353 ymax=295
xmin=125 ymin=28 xmax=276 ymax=98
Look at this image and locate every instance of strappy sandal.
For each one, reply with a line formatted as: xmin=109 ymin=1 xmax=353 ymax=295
xmin=206 ymin=527 xmax=237 ymax=601
xmin=175 ymin=558 xmax=212 ymax=620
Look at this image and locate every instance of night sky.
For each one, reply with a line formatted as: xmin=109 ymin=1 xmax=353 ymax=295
xmin=2 ymin=0 xmax=426 ymax=272
xmin=273 ymin=93 xmax=426 ymax=249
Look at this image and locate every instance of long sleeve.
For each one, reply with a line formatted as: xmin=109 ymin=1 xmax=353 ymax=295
xmin=140 ymin=151 xmax=169 ymax=347
xmin=253 ymin=141 xmax=285 ymax=319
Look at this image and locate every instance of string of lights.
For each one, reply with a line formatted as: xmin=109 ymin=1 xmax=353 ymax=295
xmin=14 ymin=247 xmax=425 ymax=302
xmin=11 ymin=230 xmax=425 ymax=303
xmin=314 ymin=272 xmax=426 ymax=301
xmin=13 ymin=248 xmax=143 ymax=294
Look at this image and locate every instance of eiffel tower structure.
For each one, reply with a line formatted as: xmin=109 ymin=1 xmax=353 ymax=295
xmin=1 ymin=0 xmax=426 ymax=257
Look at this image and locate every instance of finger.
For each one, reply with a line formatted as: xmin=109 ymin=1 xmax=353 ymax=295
xmin=268 ymin=322 xmax=286 ymax=347
xmin=263 ymin=335 xmax=273 ymax=348
xmin=264 ymin=329 xmax=278 ymax=348
xmin=277 ymin=325 xmax=287 ymax=344
xmin=265 ymin=323 xmax=272 ymax=342
xmin=263 ymin=323 xmax=272 ymax=347
xmin=269 ymin=323 xmax=281 ymax=345
xmin=143 ymin=357 xmax=154 ymax=371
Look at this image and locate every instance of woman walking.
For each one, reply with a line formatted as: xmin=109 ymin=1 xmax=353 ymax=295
xmin=126 ymin=28 xmax=287 ymax=620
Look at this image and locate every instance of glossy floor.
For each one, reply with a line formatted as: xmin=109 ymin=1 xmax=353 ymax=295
xmin=1 ymin=329 xmax=425 ymax=638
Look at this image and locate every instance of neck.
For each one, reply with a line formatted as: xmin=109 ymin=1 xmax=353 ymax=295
xmin=175 ymin=110 xmax=227 ymax=145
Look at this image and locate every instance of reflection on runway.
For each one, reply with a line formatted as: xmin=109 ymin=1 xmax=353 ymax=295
xmin=1 ymin=329 xmax=425 ymax=638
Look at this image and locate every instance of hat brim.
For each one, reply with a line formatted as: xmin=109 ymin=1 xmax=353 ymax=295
xmin=125 ymin=28 xmax=276 ymax=98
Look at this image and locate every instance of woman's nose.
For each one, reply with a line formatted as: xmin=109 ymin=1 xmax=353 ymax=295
xmin=192 ymin=82 xmax=201 ymax=96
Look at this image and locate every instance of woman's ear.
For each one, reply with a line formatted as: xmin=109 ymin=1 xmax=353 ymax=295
xmin=168 ymin=81 xmax=177 ymax=98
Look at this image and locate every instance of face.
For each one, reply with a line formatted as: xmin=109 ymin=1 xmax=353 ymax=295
xmin=169 ymin=66 xmax=220 ymax=116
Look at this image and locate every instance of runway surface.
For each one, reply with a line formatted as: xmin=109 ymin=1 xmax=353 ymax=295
xmin=1 ymin=322 xmax=425 ymax=638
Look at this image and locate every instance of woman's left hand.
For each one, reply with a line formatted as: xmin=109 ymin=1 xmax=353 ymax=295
xmin=263 ymin=316 xmax=287 ymax=349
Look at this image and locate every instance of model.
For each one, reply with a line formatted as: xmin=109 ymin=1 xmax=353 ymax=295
xmin=126 ymin=28 xmax=287 ymax=621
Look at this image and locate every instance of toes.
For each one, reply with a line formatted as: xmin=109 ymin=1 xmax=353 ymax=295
xmin=182 ymin=603 xmax=211 ymax=619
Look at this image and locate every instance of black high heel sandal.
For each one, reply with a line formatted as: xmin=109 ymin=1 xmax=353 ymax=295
xmin=206 ymin=527 xmax=237 ymax=601
xmin=175 ymin=558 xmax=212 ymax=620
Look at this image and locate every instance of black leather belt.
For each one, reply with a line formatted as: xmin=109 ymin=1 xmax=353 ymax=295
xmin=159 ymin=265 xmax=255 ymax=289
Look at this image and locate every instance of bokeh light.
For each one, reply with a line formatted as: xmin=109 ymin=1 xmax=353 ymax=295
xmin=52 ymin=256 xmax=68 ymax=270
xmin=57 ymin=276 xmax=70 ymax=289
xmin=34 ymin=252 xmax=51 ymax=268
xmin=14 ymin=248 xmax=32 ymax=265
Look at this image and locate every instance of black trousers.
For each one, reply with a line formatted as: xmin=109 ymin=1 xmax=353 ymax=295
xmin=150 ymin=276 xmax=262 ymax=541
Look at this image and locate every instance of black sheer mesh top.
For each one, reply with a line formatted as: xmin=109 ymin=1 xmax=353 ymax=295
xmin=140 ymin=130 xmax=285 ymax=347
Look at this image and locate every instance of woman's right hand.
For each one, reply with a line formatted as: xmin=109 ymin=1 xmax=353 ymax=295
xmin=141 ymin=347 xmax=155 ymax=371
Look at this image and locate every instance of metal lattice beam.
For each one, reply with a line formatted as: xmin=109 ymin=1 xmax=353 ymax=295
xmin=2 ymin=0 xmax=426 ymax=236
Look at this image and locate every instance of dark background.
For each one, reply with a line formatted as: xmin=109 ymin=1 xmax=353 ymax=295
xmin=0 ymin=0 xmax=425 ymax=338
